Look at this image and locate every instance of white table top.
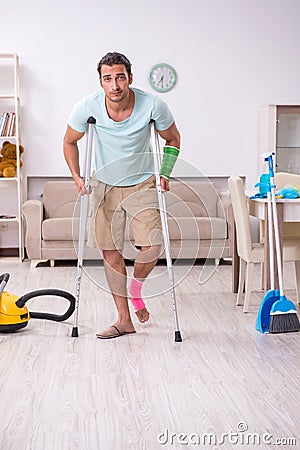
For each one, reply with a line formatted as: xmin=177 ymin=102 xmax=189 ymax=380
xmin=247 ymin=193 xmax=300 ymax=222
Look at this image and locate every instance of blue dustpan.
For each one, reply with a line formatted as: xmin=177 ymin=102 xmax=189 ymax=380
xmin=256 ymin=289 xmax=280 ymax=332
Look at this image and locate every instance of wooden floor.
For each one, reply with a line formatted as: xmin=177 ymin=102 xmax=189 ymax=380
xmin=0 ymin=258 xmax=299 ymax=450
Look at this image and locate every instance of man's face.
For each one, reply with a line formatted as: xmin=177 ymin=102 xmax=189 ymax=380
xmin=100 ymin=64 xmax=132 ymax=103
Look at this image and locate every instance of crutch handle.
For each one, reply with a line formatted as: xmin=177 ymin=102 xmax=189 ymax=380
xmin=87 ymin=116 xmax=96 ymax=124
xmin=82 ymin=117 xmax=96 ymax=190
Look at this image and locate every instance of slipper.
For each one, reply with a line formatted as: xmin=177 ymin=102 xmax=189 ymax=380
xmin=96 ymin=325 xmax=136 ymax=339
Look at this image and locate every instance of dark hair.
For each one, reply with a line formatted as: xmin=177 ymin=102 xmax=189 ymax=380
xmin=97 ymin=52 xmax=132 ymax=77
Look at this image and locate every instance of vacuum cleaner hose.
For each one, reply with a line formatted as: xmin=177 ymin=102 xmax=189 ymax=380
xmin=16 ymin=289 xmax=76 ymax=322
xmin=0 ymin=273 xmax=10 ymax=293
xmin=0 ymin=273 xmax=10 ymax=284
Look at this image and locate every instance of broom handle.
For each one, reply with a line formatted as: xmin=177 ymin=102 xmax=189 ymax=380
xmin=268 ymin=155 xmax=284 ymax=297
xmin=262 ymin=155 xmax=275 ymax=290
xmin=267 ymin=188 xmax=275 ymax=290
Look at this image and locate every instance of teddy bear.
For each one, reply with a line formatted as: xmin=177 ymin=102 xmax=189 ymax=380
xmin=0 ymin=140 xmax=24 ymax=177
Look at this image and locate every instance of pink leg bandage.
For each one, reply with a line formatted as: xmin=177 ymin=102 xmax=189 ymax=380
xmin=129 ymin=276 xmax=146 ymax=311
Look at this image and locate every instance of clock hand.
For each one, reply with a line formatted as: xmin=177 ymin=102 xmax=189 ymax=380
xmin=159 ymin=75 xmax=164 ymax=87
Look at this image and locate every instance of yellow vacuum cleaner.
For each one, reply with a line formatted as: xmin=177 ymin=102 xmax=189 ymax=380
xmin=0 ymin=273 xmax=75 ymax=333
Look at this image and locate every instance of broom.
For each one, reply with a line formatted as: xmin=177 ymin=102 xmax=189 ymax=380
xmin=255 ymin=154 xmax=280 ymax=333
xmin=268 ymin=154 xmax=300 ymax=333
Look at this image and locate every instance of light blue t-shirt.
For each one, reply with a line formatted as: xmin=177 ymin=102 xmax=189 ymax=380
xmin=68 ymin=87 xmax=174 ymax=186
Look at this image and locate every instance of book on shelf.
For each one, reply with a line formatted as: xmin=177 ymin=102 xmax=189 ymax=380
xmin=0 ymin=214 xmax=16 ymax=219
xmin=0 ymin=112 xmax=8 ymax=135
xmin=0 ymin=112 xmax=15 ymax=137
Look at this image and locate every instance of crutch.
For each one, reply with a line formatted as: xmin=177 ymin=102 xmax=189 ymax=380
xmin=150 ymin=121 xmax=182 ymax=342
xmin=72 ymin=116 xmax=96 ymax=337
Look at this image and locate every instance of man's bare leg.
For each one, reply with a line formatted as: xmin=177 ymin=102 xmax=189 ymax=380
xmin=101 ymin=249 xmax=135 ymax=333
xmin=130 ymin=245 xmax=161 ymax=323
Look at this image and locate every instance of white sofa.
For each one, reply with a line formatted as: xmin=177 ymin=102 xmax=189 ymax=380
xmin=22 ymin=179 xmax=234 ymax=267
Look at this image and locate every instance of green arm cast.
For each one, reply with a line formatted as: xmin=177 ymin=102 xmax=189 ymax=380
xmin=159 ymin=146 xmax=180 ymax=180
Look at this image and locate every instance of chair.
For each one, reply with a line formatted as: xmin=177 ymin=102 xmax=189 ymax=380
xmin=275 ymin=171 xmax=300 ymax=189
xmin=228 ymin=176 xmax=264 ymax=312
xmin=228 ymin=176 xmax=300 ymax=312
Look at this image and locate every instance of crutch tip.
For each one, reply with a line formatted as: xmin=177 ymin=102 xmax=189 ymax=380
xmin=71 ymin=327 xmax=79 ymax=337
xmin=175 ymin=331 xmax=182 ymax=342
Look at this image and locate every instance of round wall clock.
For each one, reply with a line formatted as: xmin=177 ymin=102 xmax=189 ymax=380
xmin=148 ymin=63 xmax=177 ymax=93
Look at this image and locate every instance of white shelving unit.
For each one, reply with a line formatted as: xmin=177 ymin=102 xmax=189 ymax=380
xmin=0 ymin=53 xmax=23 ymax=260
xmin=259 ymin=104 xmax=300 ymax=174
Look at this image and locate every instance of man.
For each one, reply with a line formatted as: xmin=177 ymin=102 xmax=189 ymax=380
xmin=64 ymin=52 xmax=180 ymax=339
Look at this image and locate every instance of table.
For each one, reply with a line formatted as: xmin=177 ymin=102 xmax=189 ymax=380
xmin=232 ymin=196 xmax=300 ymax=293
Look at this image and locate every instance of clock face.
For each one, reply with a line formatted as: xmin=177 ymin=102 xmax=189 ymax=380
xmin=148 ymin=63 xmax=177 ymax=93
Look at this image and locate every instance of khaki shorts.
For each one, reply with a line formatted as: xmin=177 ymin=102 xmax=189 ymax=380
xmin=94 ymin=175 xmax=163 ymax=251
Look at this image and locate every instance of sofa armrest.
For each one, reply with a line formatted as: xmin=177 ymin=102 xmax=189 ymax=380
xmin=22 ymin=200 xmax=43 ymax=259
xmin=217 ymin=193 xmax=234 ymax=256
xmin=217 ymin=192 xmax=231 ymax=219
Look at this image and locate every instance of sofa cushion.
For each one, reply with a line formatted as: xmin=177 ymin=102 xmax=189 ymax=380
xmin=167 ymin=217 xmax=227 ymax=240
xmin=43 ymin=181 xmax=78 ymax=219
xmin=167 ymin=180 xmax=218 ymax=217
xmin=42 ymin=217 xmax=82 ymax=241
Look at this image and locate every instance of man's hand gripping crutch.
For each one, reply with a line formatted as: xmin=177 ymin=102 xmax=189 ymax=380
xmin=150 ymin=121 xmax=182 ymax=342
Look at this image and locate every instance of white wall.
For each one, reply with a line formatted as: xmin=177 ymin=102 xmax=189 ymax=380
xmin=2 ymin=0 xmax=300 ymax=190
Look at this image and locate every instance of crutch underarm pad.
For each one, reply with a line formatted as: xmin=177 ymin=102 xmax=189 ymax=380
xmin=159 ymin=146 xmax=180 ymax=179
